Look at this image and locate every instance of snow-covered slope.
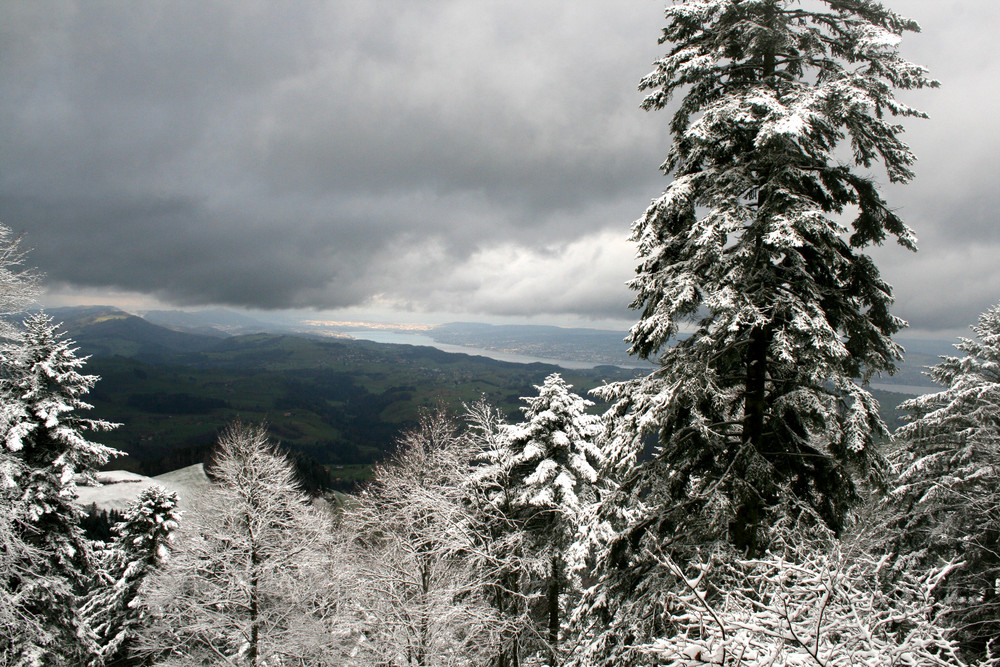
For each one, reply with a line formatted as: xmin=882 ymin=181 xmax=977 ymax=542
xmin=76 ymin=464 xmax=212 ymax=512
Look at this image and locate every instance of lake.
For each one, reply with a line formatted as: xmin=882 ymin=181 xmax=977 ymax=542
xmin=346 ymin=331 xmax=637 ymax=370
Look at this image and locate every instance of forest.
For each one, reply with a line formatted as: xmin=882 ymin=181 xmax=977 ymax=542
xmin=2 ymin=1 xmax=999 ymax=666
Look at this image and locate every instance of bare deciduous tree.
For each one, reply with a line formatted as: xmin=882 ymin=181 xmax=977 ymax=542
xmin=0 ymin=222 xmax=38 ymax=341
xmin=349 ymin=410 xmax=516 ymax=666
xmin=138 ymin=422 xmax=355 ymax=666
xmin=636 ymin=524 xmax=964 ymax=667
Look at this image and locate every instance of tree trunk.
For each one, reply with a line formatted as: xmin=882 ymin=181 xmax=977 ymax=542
xmin=736 ymin=324 xmax=770 ymax=556
xmin=547 ymin=555 xmax=561 ymax=666
xmin=415 ymin=557 xmax=431 ymax=666
xmin=738 ymin=7 xmax=778 ymax=554
xmin=248 ymin=528 xmax=260 ymax=666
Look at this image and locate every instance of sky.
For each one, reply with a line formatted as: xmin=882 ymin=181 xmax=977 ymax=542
xmin=1 ymin=1 xmax=997 ymax=336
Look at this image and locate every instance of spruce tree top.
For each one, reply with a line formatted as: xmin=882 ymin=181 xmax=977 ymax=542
xmin=2 ymin=312 xmax=120 ymax=475
xmin=630 ymin=0 xmax=936 ymax=364
xmin=508 ymin=373 xmax=603 ymax=519
xmin=599 ymin=0 xmax=935 ymax=551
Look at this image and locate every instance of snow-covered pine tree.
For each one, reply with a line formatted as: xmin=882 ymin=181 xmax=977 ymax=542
xmin=464 ymin=399 xmax=537 ymax=667
xmin=83 ymin=485 xmax=179 ymax=665
xmin=0 ymin=312 xmax=120 ymax=664
xmin=505 ymin=374 xmax=603 ymax=665
xmin=576 ymin=1 xmax=936 ymax=664
xmin=889 ymin=301 xmax=1000 ymax=661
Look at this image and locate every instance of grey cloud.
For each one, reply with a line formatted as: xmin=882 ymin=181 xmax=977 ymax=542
xmin=1 ymin=0 xmax=998 ymax=332
xmin=1 ymin=0 xmax=668 ymax=316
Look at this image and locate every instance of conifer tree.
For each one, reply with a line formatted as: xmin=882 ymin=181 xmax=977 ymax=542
xmin=577 ymin=1 xmax=935 ymax=664
xmin=0 ymin=313 xmax=120 ymax=664
xmin=505 ymin=374 xmax=603 ymax=665
xmin=464 ymin=400 xmax=537 ymax=667
xmin=889 ymin=301 xmax=1000 ymax=661
xmin=83 ymin=485 xmax=180 ymax=665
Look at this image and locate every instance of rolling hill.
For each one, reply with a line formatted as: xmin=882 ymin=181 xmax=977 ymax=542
xmin=42 ymin=306 xmax=941 ymax=491
xmin=49 ymin=307 xmax=640 ymax=488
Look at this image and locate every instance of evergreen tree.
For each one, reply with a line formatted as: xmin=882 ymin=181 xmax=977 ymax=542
xmin=83 ymin=485 xmax=180 ymax=665
xmin=577 ymin=1 xmax=935 ymax=664
xmin=464 ymin=399 xmax=537 ymax=667
xmin=0 ymin=313 xmax=120 ymax=664
xmin=505 ymin=374 xmax=603 ymax=665
xmin=889 ymin=301 xmax=1000 ymax=661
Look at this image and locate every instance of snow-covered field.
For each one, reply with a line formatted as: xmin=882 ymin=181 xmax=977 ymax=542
xmin=75 ymin=464 xmax=213 ymax=511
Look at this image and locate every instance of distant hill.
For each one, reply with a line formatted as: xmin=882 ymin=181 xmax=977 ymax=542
xmin=885 ymin=336 xmax=956 ymax=389
xmin=430 ymin=321 xmax=951 ymax=391
xmin=42 ymin=306 xmax=640 ymax=489
xmin=43 ymin=306 xmax=953 ymax=389
xmin=46 ymin=306 xmax=225 ymax=361
xmin=33 ymin=305 xmax=955 ymax=494
xmin=431 ymin=322 xmax=640 ymax=367
xmin=141 ymin=308 xmax=294 ymax=337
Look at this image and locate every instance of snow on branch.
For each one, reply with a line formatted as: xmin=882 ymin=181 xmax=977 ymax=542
xmin=640 ymin=535 xmax=963 ymax=667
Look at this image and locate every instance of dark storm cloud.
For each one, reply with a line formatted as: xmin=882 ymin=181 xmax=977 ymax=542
xmin=0 ymin=0 xmax=666 ymax=320
xmin=1 ymin=0 xmax=998 ymax=332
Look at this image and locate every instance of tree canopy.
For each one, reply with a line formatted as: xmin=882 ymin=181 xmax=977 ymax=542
xmin=890 ymin=302 xmax=1000 ymax=660
xmin=580 ymin=1 xmax=936 ymax=663
xmin=600 ymin=0 xmax=936 ymax=555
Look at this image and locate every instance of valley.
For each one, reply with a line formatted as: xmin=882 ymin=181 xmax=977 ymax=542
xmin=52 ymin=306 xmax=932 ymax=491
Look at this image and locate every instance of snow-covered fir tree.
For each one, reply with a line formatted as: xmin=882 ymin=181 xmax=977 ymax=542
xmin=504 ymin=374 xmax=603 ymax=665
xmin=82 ymin=485 xmax=180 ymax=665
xmin=464 ymin=399 xmax=538 ymax=667
xmin=0 ymin=312 xmax=120 ymax=664
xmin=576 ymin=1 xmax=936 ymax=664
xmin=138 ymin=422 xmax=348 ymax=666
xmin=888 ymin=301 xmax=1000 ymax=661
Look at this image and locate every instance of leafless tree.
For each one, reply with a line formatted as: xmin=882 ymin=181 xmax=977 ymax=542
xmin=137 ymin=422 xmax=359 ymax=666
xmin=348 ymin=410 xmax=520 ymax=666
xmin=634 ymin=523 xmax=964 ymax=667
xmin=0 ymin=222 xmax=38 ymax=341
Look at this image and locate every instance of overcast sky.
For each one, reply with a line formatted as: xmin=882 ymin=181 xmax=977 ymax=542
xmin=1 ymin=1 xmax=997 ymax=335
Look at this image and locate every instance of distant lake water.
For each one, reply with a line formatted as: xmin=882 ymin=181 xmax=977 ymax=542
xmin=346 ymin=331 xmax=631 ymax=370
xmin=348 ymin=332 xmax=927 ymax=386
xmin=869 ymin=383 xmax=935 ymax=396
